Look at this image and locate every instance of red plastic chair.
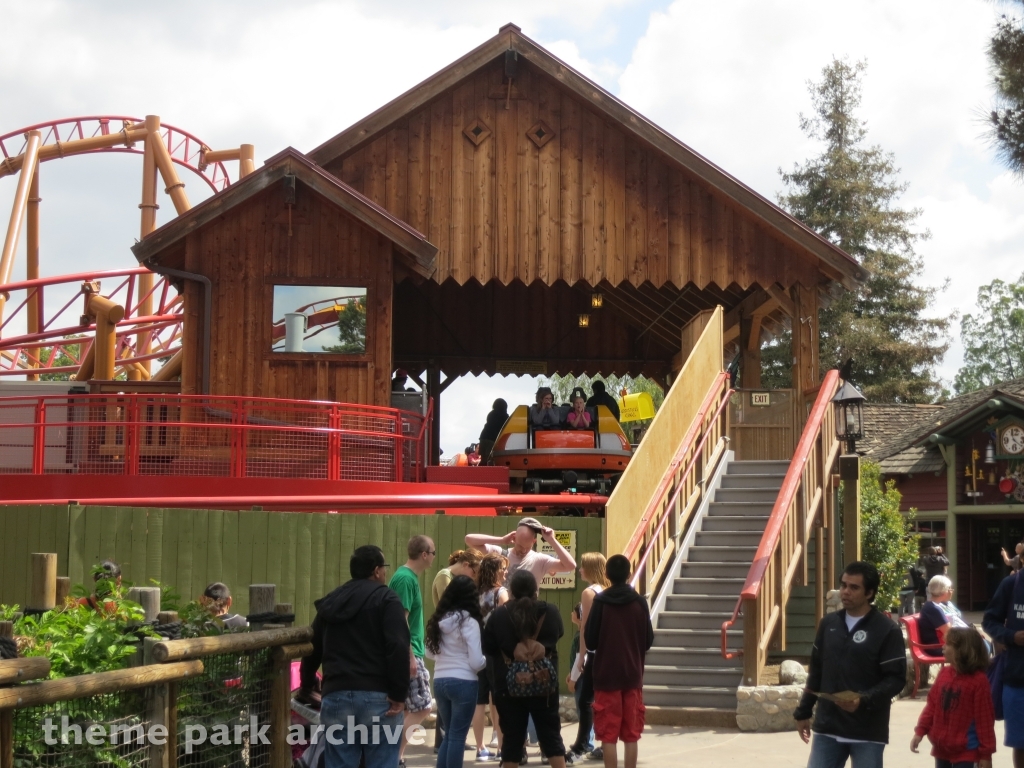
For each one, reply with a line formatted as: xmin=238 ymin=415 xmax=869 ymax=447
xmin=900 ymin=614 xmax=947 ymax=698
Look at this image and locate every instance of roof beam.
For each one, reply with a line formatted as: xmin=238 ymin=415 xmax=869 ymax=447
xmin=766 ymin=283 xmax=796 ymax=317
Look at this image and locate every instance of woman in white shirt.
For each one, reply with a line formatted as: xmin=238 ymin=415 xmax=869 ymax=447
xmin=568 ymin=552 xmax=610 ymax=761
xmin=426 ymin=575 xmax=488 ymax=768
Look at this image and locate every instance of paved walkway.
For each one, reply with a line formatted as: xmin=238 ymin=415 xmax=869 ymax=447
xmin=405 ymin=698 xmax=1008 ymax=767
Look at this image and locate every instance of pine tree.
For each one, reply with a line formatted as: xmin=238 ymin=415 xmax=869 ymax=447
xmin=765 ymin=59 xmax=950 ymax=402
xmin=989 ymin=2 xmax=1024 ymax=173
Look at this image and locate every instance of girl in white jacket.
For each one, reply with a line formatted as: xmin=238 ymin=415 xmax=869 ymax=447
xmin=426 ymin=575 xmax=488 ymax=768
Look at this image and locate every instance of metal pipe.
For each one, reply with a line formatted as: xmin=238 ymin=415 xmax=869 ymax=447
xmin=144 ymin=262 xmax=211 ymax=393
xmin=0 ymin=128 xmax=148 ymax=178
xmin=239 ymin=144 xmax=256 ymax=177
xmin=152 ymin=348 xmax=183 ymax=381
xmin=0 ymin=493 xmax=609 ymax=510
xmin=26 ymin=166 xmax=40 ymax=380
xmin=138 ymin=116 xmax=160 ymax=375
xmin=147 ymin=118 xmax=191 ymax=215
xmin=0 ymin=130 xmax=42 ymax=322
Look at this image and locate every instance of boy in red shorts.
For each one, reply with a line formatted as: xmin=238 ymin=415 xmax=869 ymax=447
xmin=583 ymin=555 xmax=654 ymax=768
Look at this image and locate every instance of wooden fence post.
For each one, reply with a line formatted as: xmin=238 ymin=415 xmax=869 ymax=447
xmin=127 ymin=587 xmax=161 ymax=622
xmin=145 ymin=638 xmax=170 ymax=768
xmin=270 ymin=652 xmax=291 ymax=768
xmin=55 ymin=577 xmax=71 ymax=607
xmin=250 ymin=584 xmax=276 ymax=630
xmin=29 ymin=553 xmax=57 ymax=611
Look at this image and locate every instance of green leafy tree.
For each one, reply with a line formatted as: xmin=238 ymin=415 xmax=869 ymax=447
xmin=766 ymin=59 xmax=950 ymax=402
xmin=954 ymin=273 xmax=1024 ymax=394
xmin=988 ymin=2 xmax=1024 ymax=174
xmin=854 ymin=460 xmax=920 ymax=612
xmin=324 ymin=297 xmax=367 ymax=354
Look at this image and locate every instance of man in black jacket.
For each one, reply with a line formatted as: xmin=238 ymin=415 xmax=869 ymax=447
xmin=300 ymin=545 xmax=411 ymax=768
xmin=586 ymin=381 xmax=620 ymax=422
xmin=794 ymin=561 xmax=907 ymax=768
xmin=983 ymin=568 xmax=1024 ymax=766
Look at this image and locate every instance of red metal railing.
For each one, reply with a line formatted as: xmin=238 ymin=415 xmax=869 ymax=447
xmin=721 ymin=369 xmax=841 ymax=685
xmin=624 ymin=372 xmax=732 ymax=598
xmin=0 ymin=393 xmax=430 ymax=483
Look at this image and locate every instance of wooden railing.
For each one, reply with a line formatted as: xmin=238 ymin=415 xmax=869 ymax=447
xmin=625 ymin=372 xmax=732 ymax=600
xmin=721 ymin=368 xmax=842 ymax=686
xmin=606 ymin=307 xmax=724 ymax=557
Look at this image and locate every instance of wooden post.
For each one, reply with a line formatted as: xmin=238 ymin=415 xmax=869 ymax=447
xmin=840 ymin=455 xmax=861 ymax=567
xmin=274 ymin=603 xmax=293 ymax=627
xmin=148 ymin=680 xmax=170 ymax=768
xmin=739 ymin=314 xmax=762 ymax=389
xmin=427 ymin=365 xmax=441 ymax=465
xmin=55 ymin=577 xmax=70 ymax=606
xmin=127 ymin=587 xmax=161 ymax=622
xmin=742 ymin=597 xmax=759 ymax=686
xmin=0 ymin=710 xmax=10 ymax=768
xmin=270 ymin=653 xmax=292 ymax=768
xmin=815 ymin=522 xmax=826 ymax=625
xmin=29 ymin=553 xmax=57 ymax=611
xmin=790 ymin=284 xmax=819 ymax=412
xmin=157 ymin=611 xmax=179 ymax=625
xmin=0 ymin=623 xmax=11 ymax=639
xmin=249 ymin=584 xmax=276 ymax=630
xmin=166 ymin=681 xmax=178 ymax=768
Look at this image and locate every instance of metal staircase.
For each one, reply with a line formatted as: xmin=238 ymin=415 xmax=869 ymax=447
xmin=644 ymin=460 xmax=787 ymax=710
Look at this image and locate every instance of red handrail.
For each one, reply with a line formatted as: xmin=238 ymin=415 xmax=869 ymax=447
xmin=720 ymin=368 xmax=840 ymax=659
xmin=623 ymin=372 xmax=730 ymax=560
xmin=629 ymin=384 xmax=732 ymax=588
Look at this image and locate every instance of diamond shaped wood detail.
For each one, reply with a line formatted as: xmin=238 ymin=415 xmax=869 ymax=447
xmin=527 ymin=120 xmax=555 ymax=149
xmin=463 ymin=118 xmax=492 ymax=147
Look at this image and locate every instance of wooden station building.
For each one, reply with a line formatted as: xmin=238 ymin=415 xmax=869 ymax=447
xmin=133 ymin=24 xmax=867 ymax=445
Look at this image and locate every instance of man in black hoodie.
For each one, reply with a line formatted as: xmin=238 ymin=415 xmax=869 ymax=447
xmin=794 ymin=561 xmax=907 ymax=768
xmin=584 ymin=555 xmax=653 ymax=768
xmin=300 ymin=545 xmax=411 ymax=768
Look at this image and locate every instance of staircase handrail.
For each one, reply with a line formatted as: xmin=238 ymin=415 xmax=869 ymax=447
xmin=720 ymin=368 xmax=842 ymax=683
xmin=625 ymin=371 xmax=732 ymax=599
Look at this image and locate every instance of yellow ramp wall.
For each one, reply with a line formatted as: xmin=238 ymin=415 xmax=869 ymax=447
xmin=604 ymin=307 xmax=724 ymax=555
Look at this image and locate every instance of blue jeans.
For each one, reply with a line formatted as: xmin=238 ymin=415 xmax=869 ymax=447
xmin=434 ymin=677 xmax=478 ymax=768
xmin=321 ymin=690 xmax=404 ymax=768
xmin=807 ymin=734 xmax=885 ymax=768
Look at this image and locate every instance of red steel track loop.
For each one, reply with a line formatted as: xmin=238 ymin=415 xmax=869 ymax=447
xmin=721 ymin=369 xmax=841 ymax=661
xmin=0 ymin=116 xmax=230 ymax=192
xmin=0 ymin=268 xmax=182 ymax=375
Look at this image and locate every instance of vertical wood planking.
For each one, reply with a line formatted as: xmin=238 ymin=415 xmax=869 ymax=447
xmin=472 ymin=74 xmax=496 ymax=283
xmin=221 ymin=511 xmax=239 ymax=600
xmin=668 ymin=169 xmax=690 ymax=288
xmin=175 ymin=509 xmax=194 ymax=604
xmin=711 ymin=195 xmax=732 ymax=289
xmin=190 ymin=509 xmax=210 ymax=602
xmin=131 ymin=507 xmax=148 ymax=588
xmin=429 ymin=97 xmax=453 ymax=279
xmin=207 ymin=509 xmax=224 ymax=589
xmin=604 ymin=124 xmax=626 ymax=286
xmin=647 ymin=157 xmax=670 ymax=289
xmin=624 ymin=140 xmax=648 ymax=286
xmin=516 ymin=69 xmax=538 ymax=283
xmin=159 ymin=506 xmax=179 ymax=601
xmin=236 ymin=510 xmax=257 ymax=615
xmin=406 ymin=109 xmax=429 ymax=237
xmin=581 ymin=109 xmax=605 ymax=286
xmin=495 ymin=86 xmax=519 ymax=283
xmin=451 ymin=82 xmax=474 ymax=285
xmin=559 ymin=96 xmax=582 ymax=283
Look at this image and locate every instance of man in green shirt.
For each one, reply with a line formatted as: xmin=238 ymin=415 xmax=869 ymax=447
xmin=390 ymin=534 xmax=436 ymax=767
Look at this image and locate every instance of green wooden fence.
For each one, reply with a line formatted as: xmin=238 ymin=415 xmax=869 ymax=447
xmin=0 ymin=505 xmax=604 ymax=683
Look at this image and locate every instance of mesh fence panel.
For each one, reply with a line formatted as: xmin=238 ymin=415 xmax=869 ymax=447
xmin=174 ymin=649 xmax=274 ymax=768
xmin=11 ymin=688 xmax=153 ymax=768
xmin=1 ymin=393 xmax=429 ymax=483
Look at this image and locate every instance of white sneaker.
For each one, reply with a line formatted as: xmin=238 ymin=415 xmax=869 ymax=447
xmin=489 ymin=734 xmax=499 ymax=747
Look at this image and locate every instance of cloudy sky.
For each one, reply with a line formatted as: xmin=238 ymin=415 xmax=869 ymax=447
xmin=1 ymin=0 xmax=1021 ymax=456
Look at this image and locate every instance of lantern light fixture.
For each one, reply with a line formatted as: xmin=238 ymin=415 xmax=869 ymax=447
xmin=832 ymin=379 xmax=866 ymax=454
xmin=591 ymin=292 xmax=604 ymax=309
xmin=578 ymin=314 xmax=590 ymax=328
xmin=985 ymin=441 xmax=996 ymax=465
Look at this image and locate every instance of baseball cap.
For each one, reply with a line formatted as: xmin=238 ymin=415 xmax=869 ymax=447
xmin=518 ymin=517 xmax=543 ymax=533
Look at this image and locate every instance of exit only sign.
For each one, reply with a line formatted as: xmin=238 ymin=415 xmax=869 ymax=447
xmin=751 ymin=392 xmax=771 ymax=407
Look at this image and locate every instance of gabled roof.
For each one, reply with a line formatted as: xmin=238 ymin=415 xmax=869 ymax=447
xmin=308 ymin=23 xmax=867 ymax=291
xmin=866 ymin=379 xmax=1024 ymax=474
xmin=132 ymin=147 xmax=438 ymax=277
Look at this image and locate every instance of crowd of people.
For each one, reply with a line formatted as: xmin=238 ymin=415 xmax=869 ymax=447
xmin=298 ymin=517 xmax=654 ymax=768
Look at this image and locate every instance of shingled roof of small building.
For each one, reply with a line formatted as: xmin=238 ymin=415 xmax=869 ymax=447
xmin=864 ymin=378 xmax=1024 ymax=475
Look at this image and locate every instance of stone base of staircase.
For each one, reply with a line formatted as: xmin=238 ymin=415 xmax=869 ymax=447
xmin=645 ymin=705 xmax=738 ymax=728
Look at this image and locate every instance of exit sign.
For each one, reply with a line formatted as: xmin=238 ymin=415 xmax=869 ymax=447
xmin=751 ymin=392 xmax=771 ymax=407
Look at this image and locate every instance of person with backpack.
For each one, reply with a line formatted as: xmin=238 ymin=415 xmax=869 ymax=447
xmin=474 ymin=553 xmax=510 ymax=760
xmin=482 ymin=570 xmax=567 ymax=768
xmin=983 ymin=565 xmax=1024 ymax=767
xmin=426 ymin=576 xmax=488 ymax=768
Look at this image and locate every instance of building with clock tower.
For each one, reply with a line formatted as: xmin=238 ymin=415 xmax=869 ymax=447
xmin=863 ymin=379 xmax=1024 ymax=611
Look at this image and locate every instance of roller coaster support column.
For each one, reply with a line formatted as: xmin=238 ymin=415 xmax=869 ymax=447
xmin=147 ymin=116 xmax=191 ymax=215
xmin=137 ymin=115 xmax=161 ymax=375
xmin=26 ymin=164 xmax=41 ymax=380
xmin=82 ymin=284 xmax=125 ymax=380
xmin=0 ymin=130 xmax=41 ymax=324
xmin=201 ymin=144 xmax=256 ymax=178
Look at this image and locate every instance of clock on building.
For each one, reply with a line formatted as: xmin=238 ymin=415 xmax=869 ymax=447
xmin=1002 ymin=424 xmax=1024 ymax=455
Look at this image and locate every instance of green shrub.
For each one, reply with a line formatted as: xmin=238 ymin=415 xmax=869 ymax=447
xmin=856 ymin=460 xmax=920 ymax=612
